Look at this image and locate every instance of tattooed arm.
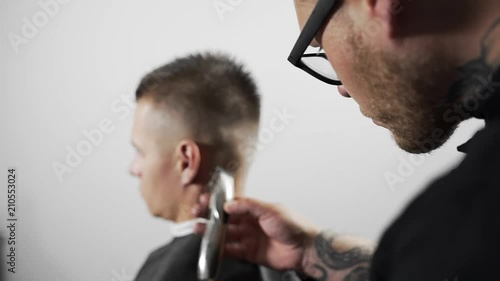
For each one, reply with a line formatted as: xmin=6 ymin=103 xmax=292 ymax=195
xmin=215 ymin=198 xmax=375 ymax=281
xmin=299 ymin=231 xmax=374 ymax=281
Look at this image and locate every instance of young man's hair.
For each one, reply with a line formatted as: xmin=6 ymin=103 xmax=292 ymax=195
xmin=135 ymin=52 xmax=260 ymax=173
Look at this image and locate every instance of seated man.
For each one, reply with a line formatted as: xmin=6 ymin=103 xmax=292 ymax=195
xmin=129 ymin=53 xmax=263 ymax=281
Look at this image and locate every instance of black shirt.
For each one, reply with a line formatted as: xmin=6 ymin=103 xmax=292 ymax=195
xmin=371 ymin=68 xmax=500 ymax=281
xmin=134 ymin=234 xmax=263 ymax=281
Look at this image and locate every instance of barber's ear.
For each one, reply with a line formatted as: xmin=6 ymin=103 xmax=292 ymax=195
xmin=367 ymin=0 xmax=404 ymax=37
xmin=176 ymin=140 xmax=201 ymax=186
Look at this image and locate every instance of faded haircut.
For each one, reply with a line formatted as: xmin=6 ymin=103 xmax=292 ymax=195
xmin=135 ymin=52 xmax=260 ymax=173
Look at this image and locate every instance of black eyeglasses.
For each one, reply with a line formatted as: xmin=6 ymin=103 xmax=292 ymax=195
xmin=288 ymin=0 xmax=341 ymax=85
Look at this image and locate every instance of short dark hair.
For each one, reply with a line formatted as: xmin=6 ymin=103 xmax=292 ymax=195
xmin=135 ymin=52 xmax=260 ymax=172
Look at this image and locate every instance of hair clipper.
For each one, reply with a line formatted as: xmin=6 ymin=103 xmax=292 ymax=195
xmin=197 ymin=168 xmax=235 ymax=281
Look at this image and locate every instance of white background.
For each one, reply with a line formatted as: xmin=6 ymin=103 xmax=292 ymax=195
xmin=0 ymin=0 xmax=484 ymax=280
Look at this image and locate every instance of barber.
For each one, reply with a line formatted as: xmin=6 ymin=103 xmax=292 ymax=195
xmin=194 ymin=0 xmax=500 ymax=280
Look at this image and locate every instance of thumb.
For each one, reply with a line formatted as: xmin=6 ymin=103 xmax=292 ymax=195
xmin=224 ymin=197 xmax=274 ymax=218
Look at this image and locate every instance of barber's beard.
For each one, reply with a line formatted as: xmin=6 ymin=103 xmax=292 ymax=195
xmin=349 ymin=33 xmax=462 ymax=154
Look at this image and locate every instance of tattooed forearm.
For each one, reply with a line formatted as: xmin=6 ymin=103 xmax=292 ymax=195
xmin=313 ymin=264 xmax=328 ymax=281
xmin=303 ymin=231 xmax=373 ymax=281
xmin=310 ymin=265 xmax=370 ymax=281
xmin=315 ymin=231 xmax=372 ymax=270
xmin=343 ymin=266 xmax=370 ymax=281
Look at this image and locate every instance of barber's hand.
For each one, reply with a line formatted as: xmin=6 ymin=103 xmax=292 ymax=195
xmin=192 ymin=192 xmax=211 ymax=221
xmin=195 ymin=197 xmax=320 ymax=271
xmin=224 ymin=198 xmax=319 ymax=271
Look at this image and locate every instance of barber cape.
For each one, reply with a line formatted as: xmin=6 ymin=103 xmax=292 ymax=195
xmin=134 ymin=219 xmax=296 ymax=281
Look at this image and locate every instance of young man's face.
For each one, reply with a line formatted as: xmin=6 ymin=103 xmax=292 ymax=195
xmin=129 ymin=98 xmax=184 ymax=220
xmin=294 ymin=0 xmax=461 ymax=153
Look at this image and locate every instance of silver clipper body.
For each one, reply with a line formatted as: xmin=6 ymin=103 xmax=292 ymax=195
xmin=197 ymin=168 xmax=235 ymax=281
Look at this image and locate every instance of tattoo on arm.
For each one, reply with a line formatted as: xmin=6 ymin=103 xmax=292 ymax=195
xmin=313 ymin=264 xmax=328 ymax=281
xmin=343 ymin=266 xmax=370 ymax=281
xmin=315 ymin=231 xmax=372 ymax=270
xmin=309 ymin=231 xmax=373 ymax=281
xmin=312 ymin=264 xmax=370 ymax=281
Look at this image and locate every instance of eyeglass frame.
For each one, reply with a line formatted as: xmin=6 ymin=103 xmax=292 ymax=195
xmin=287 ymin=0 xmax=342 ymax=85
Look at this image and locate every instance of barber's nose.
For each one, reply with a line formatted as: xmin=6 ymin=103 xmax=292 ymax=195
xmin=310 ymin=38 xmax=321 ymax=48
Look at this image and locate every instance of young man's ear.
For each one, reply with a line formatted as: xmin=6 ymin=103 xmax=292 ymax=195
xmin=176 ymin=140 xmax=201 ymax=186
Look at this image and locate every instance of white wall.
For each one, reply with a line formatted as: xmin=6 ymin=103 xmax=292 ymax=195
xmin=0 ymin=1 xmax=484 ymax=281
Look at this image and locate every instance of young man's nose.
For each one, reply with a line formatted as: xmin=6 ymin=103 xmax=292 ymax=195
xmin=129 ymin=159 xmax=141 ymax=177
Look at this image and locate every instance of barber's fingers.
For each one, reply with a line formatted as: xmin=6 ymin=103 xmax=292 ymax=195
xmin=193 ymin=217 xmax=242 ymax=235
xmin=191 ymin=192 xmax=210 ymax=218
xmin=225 ymin=223 xmax=242 ymax=242
xmin=225 ymin=218 xmax=258 ymax=242
xmin=193 ymin=222 xmax=206 ymax=235
xmin=193 ymin=197 xmax=257 ymax=235
xmin=225 ymin=198 xmax=297 ymax=241
xmin=224 ymin=197 xmax=277 ymax=218
xmin=224 ymin=241 xmax=248 ymax=261
xmin=224 ymin=225 xmax=259 ymax=263
xmin=199 ymin=193 xmax=210 ymax=205
xmin=193 ymin=210 xmax=252 ymax=236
